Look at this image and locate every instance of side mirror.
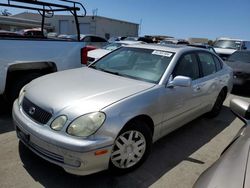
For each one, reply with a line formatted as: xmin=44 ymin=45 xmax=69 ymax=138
xmin=167 ymin=76 xmax=192 ymax=88
xmin=230 ymin=99 xmax=250 ymax=122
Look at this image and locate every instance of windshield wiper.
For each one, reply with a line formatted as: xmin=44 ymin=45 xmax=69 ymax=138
xmin=89 ymin=64 xmax=96 ymax=69
xmin=98 ymin=68 xmax=120 ymax=76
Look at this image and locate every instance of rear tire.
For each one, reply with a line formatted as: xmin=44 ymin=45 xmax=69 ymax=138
xmin=206 ymin=89 xmax=227 ymax=118
xmin=109 ymin=120 xmax=152 ymax=174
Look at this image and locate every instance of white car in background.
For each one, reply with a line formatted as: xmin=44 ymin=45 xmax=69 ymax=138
xmin=87 ymin=41 xmax=144 ymax=64
xmin=213 ymin=38 xmax=250 ymax=60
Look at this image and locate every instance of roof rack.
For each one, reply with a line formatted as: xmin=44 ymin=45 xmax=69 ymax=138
xmin=0 ymin=0 xmax=87 ymax=41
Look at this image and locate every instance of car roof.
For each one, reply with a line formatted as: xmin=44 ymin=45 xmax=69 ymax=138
xmin=125 ymin=43 xmax=203 ymax=53
xmin=216 ymin=37 xmax=243 ymax=41
xmin=115 ymin=41 xmax=142 ymax=45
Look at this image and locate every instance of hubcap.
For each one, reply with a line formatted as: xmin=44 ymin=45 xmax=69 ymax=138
xmin=111 ymin=130 xmax=146 ymax=169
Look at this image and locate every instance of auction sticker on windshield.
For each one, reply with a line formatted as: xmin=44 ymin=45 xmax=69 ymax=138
xmin=152 ymin=50 xmax=173 ymax=57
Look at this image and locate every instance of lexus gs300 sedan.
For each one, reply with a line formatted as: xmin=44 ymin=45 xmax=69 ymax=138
xmin=13 ymin=44 xmax=233 ymax=175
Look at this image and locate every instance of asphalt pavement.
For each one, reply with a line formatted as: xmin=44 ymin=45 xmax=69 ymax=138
xmin=0 ymin=88 xmax=250 ymax=188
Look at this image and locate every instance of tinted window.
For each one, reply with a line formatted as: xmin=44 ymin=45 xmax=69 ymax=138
xmin=228 ymin=51 xmax=250 ymax=63
xmin=198 ymin=53 xmax=217 ymax=76
xmin=173 ymin=53 xmax=200 ymax=80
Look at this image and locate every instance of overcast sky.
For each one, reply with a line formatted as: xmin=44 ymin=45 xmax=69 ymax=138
xmin=6 ymin=0 xmax=250 ymax=40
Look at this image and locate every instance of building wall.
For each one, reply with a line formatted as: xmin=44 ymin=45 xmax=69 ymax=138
xmin=0 ymin=15 xmax=52 ymax=31
xmin=13 ymin=13 xmax=139 ymax=39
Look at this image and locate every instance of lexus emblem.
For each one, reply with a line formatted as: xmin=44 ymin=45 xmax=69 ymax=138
xmin=29 ymin=107 xmax=36 ymax=115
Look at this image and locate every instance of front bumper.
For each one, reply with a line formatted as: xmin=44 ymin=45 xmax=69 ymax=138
xmin=13 ymin=100 xmax=113 ymax=175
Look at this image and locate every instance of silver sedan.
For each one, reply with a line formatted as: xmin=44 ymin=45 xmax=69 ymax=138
xmin=13 ymin=44 xmax=233 ymax=175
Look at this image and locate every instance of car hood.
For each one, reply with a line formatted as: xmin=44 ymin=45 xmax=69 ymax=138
xmin=214 ymin=47 xmax=236 ymax=55
xmin=225 ymin=61 xmax=250 ymax=73
xmin=194 ymin=130 xmax=250 ymax=188
xmin=88 ymin=49 xmax=111 ymax=59
xmin=24 ymin=67 xmax=155 ymax=116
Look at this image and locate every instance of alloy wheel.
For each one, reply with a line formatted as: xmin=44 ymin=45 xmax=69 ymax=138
xmin=111 ymin=130 xmax=146 ymax=169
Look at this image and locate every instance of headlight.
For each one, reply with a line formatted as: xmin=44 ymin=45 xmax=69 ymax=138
xmin=18 ymin=87 xmax=25 ymax=105
xmin=51 ymin=115 xmax=67 ymax=131
xmin=67 ymin=112 xmax=106 ymax=137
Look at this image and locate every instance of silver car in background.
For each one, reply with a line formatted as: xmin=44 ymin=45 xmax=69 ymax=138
xmin=13 ymin=44 xmax=233 ymax=175
xmin=194 ymin=99 xmax=250 ymax=188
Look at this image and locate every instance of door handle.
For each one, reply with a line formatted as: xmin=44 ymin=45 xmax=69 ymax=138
xmin=194 ymin=86 xmax=201 ymax=92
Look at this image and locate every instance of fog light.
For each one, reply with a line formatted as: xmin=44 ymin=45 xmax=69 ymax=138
xmin=51 ymin=115 xmax=67 ymax=131
xmin=64 ymin=157 xmax=81 ymax=167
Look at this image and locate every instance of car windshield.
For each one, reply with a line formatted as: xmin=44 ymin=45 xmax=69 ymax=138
xmin=213 ymin=40 xmax=242 ymax=50
xmin=102 ymin=43 xmax=122 ymax=50
xmin=90 ymin=47 xmax=174 ymax=83
xmin=228 ymin=51 xmax=250 ymax=63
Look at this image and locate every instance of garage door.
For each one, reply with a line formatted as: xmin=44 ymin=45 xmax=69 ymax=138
xmin=80 ymin=23 xmax=90 ymax=34
xmin=59 ymin=20 xmax=69 ymax=34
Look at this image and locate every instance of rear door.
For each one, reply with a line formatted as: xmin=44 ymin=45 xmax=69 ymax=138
xmin=196 ymin=51 xmax=221 ymax=106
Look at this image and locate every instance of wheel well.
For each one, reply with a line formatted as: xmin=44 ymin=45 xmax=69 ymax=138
xmin=5 ymin=62 xmax=57 ymax=91
xmin=221 ymin=86 xmax=228 ymax=99
xmin=221 ymin=86 xmax=228 ymax=94
xmin=124 ymin=115 xmax=154 ymax=136
xmin=7 ymin=62 xmax=57 ymax=74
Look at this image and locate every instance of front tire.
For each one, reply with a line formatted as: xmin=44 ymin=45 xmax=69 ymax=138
xmin=110 ymin=120 xmax=152 ymax=173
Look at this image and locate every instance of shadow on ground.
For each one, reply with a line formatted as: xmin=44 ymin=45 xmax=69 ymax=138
xmin=18 ymin=106 xmax=236 ymax=188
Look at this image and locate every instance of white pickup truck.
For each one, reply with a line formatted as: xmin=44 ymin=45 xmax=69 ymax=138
xmin=0 ymin=38 xmax=87 ymax=102
xmin=0 ymin=0 xmax=104 ymax=104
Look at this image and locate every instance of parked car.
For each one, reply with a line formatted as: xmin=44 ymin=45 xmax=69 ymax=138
xmin=0 ymin=30 xmax=22 ymax=37
xmin=188 ymin=43 xmax=216 ymax=53
xmin=17 ymin=28 xmax=46 ymax=38
xmin=87 ymin=41 xmax=144 ymax=64
xmin=194 ymin=98 xmax=250 ymax=188
xmin=13 ymin=44 xmax=233 ymax=176
xmin=213 ymin=38 xmax=250 ymax=60
xmin=57 ymin=34 xmax=108 ymax=48
xmin=225 ymin=50 xmax=250 ymax=86
xmin=108 ymin=36 xmax=128 ymax=42
xmin=159 ymin=38 xmax=189 ymax=45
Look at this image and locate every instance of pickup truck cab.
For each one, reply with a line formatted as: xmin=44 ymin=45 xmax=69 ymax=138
xmin=213 ymin=38 xmax=250 ymax=60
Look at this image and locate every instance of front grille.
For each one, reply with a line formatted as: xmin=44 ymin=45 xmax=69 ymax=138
xmin=22 ymin=97 xmax=52 ymax=124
